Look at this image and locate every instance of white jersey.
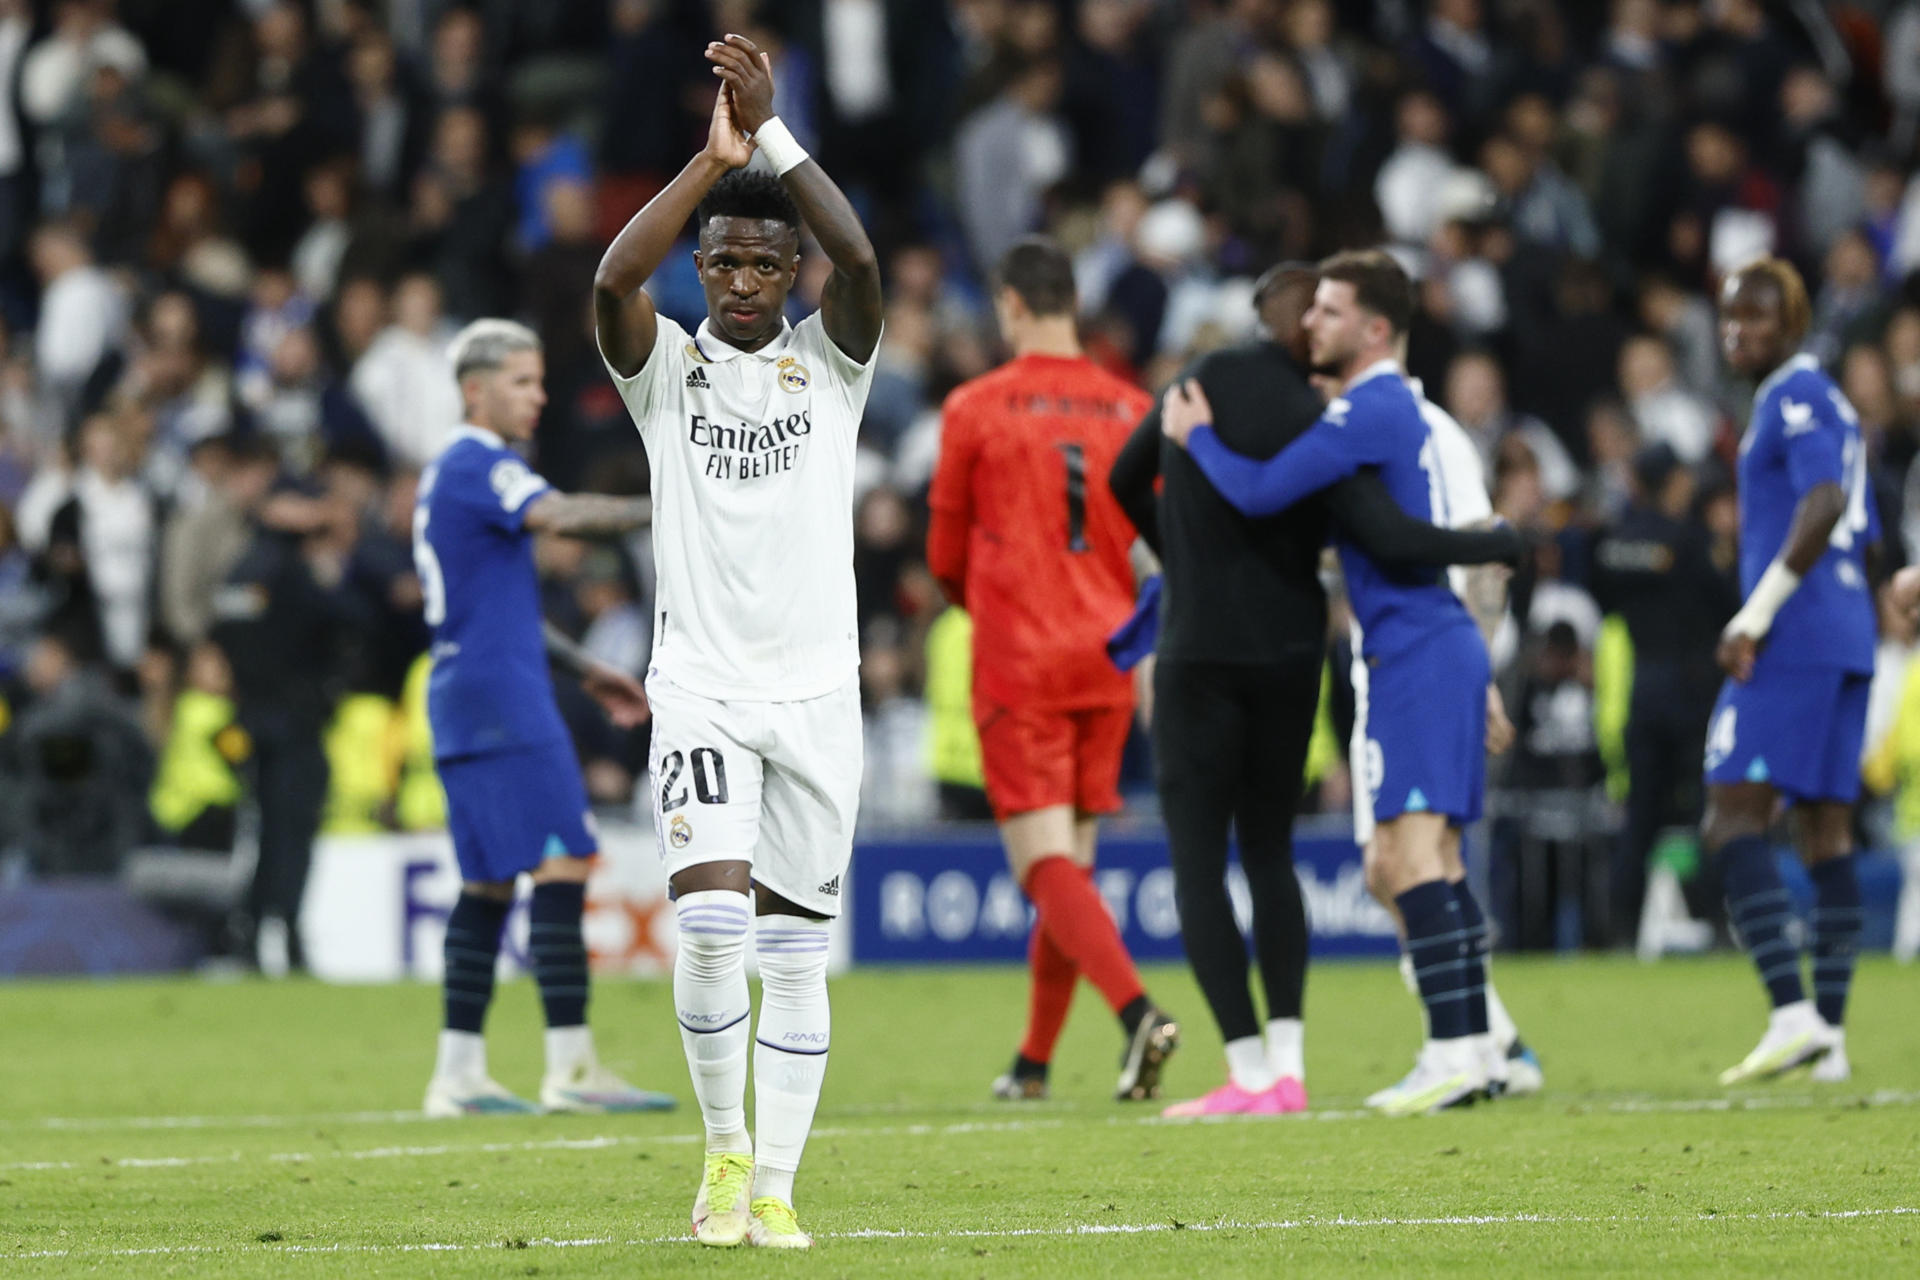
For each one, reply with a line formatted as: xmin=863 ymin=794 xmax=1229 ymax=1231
xmin=604 ymin=311 xmax=877 ymax=702
xmin=1413 ymin=385 xmax=1494 ymax=597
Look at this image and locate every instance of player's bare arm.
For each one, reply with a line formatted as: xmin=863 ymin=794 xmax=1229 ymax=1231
xmin=522 ymin=492 xmax=652 ymax=538
xmin=1889 ymin=564 xmax=1920 ymax=622
xmin=593 ymin=87 xmax=754 ymax=376
xmin=708 ymin=34 xmax=882 ymax=363
xmin=1459 ymin=557 xmax=1512 ymax=649
xmin=1485 ymin=685 xmax=1514 ymax=755
xmin=1718 ymin=480 xmax=1844 ymax=682
xmin=541 ymin=620 xmax=649 ymax=727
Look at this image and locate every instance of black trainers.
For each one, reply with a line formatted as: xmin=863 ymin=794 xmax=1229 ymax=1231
xmin=1115 ymin=1007 xmax=1179 ymax=1101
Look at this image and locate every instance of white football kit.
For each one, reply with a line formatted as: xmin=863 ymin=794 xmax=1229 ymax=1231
xmin=603 ymin=311 xmax=877 ymax=915
xmin=1350 ymin=386 xmax=1493 ymax=843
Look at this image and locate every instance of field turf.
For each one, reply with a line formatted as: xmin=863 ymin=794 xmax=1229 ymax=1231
xmin=2 ymin=954 xmax=1916 ymax=1277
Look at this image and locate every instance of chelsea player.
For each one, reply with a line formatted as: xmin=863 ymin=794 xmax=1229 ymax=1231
xmin=416 ymin=318 xmax=674 ymax=1118
xmin=1704 ymin=260 xmax=1880 ymax=1085
xmin=1162 ymin=250 xmax=1496 ymax=1114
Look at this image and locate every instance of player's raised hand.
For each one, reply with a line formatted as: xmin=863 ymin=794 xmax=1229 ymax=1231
xmin=1716 ymin=629 xmax=1758 ymax=683
xmin=583 ymin=662 xmax=651 ymax=728
xmin=707 ymin=33 xmax=776 ymax=136
xmin=702 ymin=82 xmax=754 ymax=170
xmin=1161 ymin=379 xmax=1213 ymax=448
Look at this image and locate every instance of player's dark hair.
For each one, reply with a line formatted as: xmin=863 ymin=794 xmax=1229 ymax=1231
xmin=994 ymin=237 xmax=1077 ymax=318
xmin=697 ymin=169 xmax=801 ymax=237
xmin=1729 ymin=257 xmax=1812 ymax=345
xmin=1318 ymin=249 xmax=1414 ymax=336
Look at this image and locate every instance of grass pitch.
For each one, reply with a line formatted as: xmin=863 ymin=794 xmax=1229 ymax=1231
xmin=2 ymin=954 xmax=1916 ymax=1277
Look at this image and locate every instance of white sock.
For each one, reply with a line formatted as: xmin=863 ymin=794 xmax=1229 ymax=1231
xmin=1770 ymin=998 xmax=1818 ymax=1032
xmin=1265 ymin=1017 xmax=1304 ymax=1082
xmin=544 ymin=1025 xmax=594 ymax=1081
xmin=751 ymin=914 xmax=832 ymax=1205
xmin=1480 ymin=1033 xmax=1508 ymax=1085
xmin=1225 ymin=1035 xmax=1275 ymax=1092
xmin=674 ymin=890 xmax=753 ymax=1146
xmin=754 ymin=1165 xmax=796 ymax=1205
xmin=1485 ymin=981 xmax=1519 ymax=1053
xmin=1432 ymin=1036 xmax=1482 ymax=1075
xmin=433 ymin=1029 xmax=485 ymax=1082
xmin=1397 ymin=950 xmax=1418 ymax=996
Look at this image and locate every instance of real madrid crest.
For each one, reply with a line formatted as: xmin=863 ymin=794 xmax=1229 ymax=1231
xmin=776 ymin=355 xmax=809 ymax=393
xmin=669 ymin=813 xmax=693 ymax=848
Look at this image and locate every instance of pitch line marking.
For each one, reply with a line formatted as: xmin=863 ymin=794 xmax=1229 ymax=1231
xmin=9 ymin=1207 xmax=1918 ymax=1260
xmin=0 ymin=1118 xmax=1069 ymax=1174
xmin=8 ymin=1090 xmax=1920 ymax=1175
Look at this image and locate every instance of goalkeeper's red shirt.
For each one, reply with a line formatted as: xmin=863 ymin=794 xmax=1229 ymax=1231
xmin=927 ymin=353 xmax=1150 ymax=710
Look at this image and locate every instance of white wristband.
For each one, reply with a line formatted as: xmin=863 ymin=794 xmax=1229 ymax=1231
xmin=752 ymin=116 xmax=808 ymax=176
xmin=1725 ymin=559 xmax=1802 ymax=641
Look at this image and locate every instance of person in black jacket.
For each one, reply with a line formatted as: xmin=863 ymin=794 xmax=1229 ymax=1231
xmin=1590 ymin=444 xmax=1740 ymax=943
xmin=209 ymin=483 xmax=367 ymax=974
xmin=1109 ymin=262 xmax=1519 ymax=1116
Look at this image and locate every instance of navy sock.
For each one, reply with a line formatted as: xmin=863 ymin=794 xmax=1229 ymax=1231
xmin=443 ymin=893 xmax=510 ymax=1034
xmin=1808 ymin=855 xmax=1862 ymax=1027
xmin=1449 ymin=879 xmax=1492 ymax=1036
xmin=1396 ymin=880 xmax=1481 ymax=1041
xmin=530 ymin=882 xmax=590 ymax=1029
xmin=1719 ymin=835 xmax=1805 ymax=1009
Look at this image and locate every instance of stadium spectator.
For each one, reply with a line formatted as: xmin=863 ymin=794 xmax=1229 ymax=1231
xmin=29 ymin=219 xmax=126 ymax=437
xmin=600 ymin=0 xmax=688 ymax=182
xmin=0 ymin=502 xmax=44 ymax=677
xmin=412 ymin=104 xmax=515 ymax=321
xmin=1375 ymin=89 xmax=1461 ymax=250
xmin=1619 ymin=333 xmax=1718 ymax=464
xmin=1499 ymin=620 xmax=1609 ymax=950
xmin=1590 ymin=444 xmax=1739 ymax=943
xmin=350 ymin=271 xmax=458 ymax=466
xmin=519 ymin=177 xmax=602 ymax=383
xmin=1442 ymin=350 xmax=1578 ymax=503
xmin=0 ymin=2 xmax=29 ymax=267
xmin=954 ymin=55 xmax=1070 ymax=277
xmin=147 ymin=639 xmax=245 ymax=854
xmin=4 ymin=628 xmax=152 ymax=875
xmin=343 ymin=27 xmax=426 ymax=203
xmin=207 ymin=479 xmax=364 ymax=973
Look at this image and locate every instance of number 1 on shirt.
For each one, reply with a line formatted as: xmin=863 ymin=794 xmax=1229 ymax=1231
xmin=1057 ymin=441 xmax=1088 ymax=552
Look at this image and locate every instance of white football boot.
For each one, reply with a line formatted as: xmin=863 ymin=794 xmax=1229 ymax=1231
xmin=423 ymin=1075 xmax=539 ymax=1118
xmin=1368 ymin=1039 xmax=1487 ymax=1116
xmin=1718 ymin=1001 xmax=1840 ymax=1086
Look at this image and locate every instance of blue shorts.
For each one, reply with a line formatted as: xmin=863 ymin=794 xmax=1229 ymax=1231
xmin=1703 ymin=661 xmax=1870 ymax=803
xmin=1358 ymin=622 xmax=1489 ymax=827
xmin=439 ymin=741 xmax=597 ymax=883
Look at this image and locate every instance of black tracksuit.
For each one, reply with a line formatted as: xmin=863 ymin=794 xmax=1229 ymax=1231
xmin=1590 ymin=503 xmax=1740 ymax=940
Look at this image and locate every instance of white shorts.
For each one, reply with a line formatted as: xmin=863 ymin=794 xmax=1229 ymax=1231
xmin=1349 ymin=619 xmax=1378 ymax=847
xmin=645 ymin=673 xmax=863 ymax=918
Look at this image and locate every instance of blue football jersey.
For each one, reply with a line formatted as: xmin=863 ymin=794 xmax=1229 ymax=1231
xmin=1185 ymin=360 xmax=1475 ymax=659
xmin=1738 ymin=354 xmax=1877 ymax=673
xmin=413 ymin=425 xmax=570 ymax=760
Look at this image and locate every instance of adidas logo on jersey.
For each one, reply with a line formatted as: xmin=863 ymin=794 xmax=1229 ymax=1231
xmin=817 ymin=875 xmax=841 ymax=898
xmin=685 ymin=367 xmax=711 ymax=390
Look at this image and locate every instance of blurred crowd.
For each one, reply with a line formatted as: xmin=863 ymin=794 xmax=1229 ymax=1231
xmin=7 ymin=0 xmax=1920 ymax=952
